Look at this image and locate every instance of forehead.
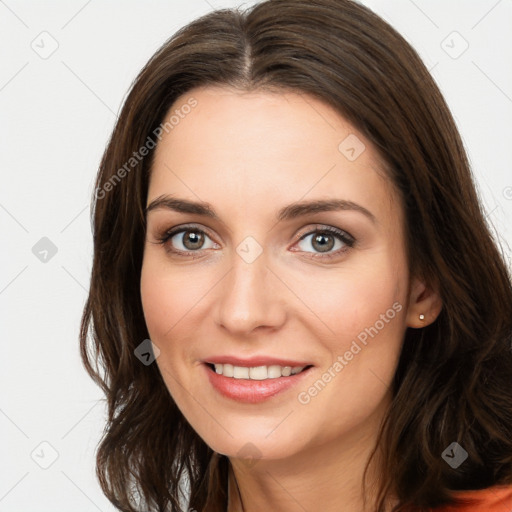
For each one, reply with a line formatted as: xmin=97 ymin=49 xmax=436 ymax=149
xmin=149 ymin=86 xmax=398 ymax=222
xmin=154 ymin=85 xmax=374 ymax=168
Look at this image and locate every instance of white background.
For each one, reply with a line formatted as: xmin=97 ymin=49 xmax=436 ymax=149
xmin=1 ymin=1 xmax=511 ymax=510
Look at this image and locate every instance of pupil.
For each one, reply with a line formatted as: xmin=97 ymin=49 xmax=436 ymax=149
xmin=184 ymin=231 xmax=204 ymax=249
xmin=313 ymin=233 xmax=334 ymax=253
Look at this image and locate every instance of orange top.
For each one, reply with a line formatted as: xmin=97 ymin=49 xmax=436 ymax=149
xmin=434 ymin=485 xmax=512 ymax=511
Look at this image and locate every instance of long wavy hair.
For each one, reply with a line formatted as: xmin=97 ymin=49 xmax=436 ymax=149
xmin=80 ymin=0 xmax=512 ymax=510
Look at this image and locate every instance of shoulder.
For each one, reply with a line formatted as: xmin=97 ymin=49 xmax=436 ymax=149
xmin=433 ymin=485 xmax=512 ymax=511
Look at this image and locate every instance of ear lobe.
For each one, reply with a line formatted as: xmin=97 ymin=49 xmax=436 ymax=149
xmin=406 ymin=277 xmax=443 ymax=328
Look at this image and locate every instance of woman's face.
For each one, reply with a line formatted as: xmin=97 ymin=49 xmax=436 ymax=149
xmin=141 ymin=86 xmax=415 ymax=462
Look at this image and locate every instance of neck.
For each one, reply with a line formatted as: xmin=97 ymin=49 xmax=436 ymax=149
xmin=227 ymin=409 xmax=396 ymax=512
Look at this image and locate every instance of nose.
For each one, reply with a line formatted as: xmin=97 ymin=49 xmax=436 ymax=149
xmin=215 ymin=249 xmax=287 ymax=336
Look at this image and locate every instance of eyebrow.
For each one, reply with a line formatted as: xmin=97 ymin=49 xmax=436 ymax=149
xmin=145 ymin=195 xmax=376 ymax=223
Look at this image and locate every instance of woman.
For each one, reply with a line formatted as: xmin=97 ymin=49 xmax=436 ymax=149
xmin=80 ymin=0 xmax=512 ymax=511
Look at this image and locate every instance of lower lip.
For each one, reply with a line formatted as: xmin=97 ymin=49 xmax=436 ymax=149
xmin=204 ymin=364 xmax=312 ymax=403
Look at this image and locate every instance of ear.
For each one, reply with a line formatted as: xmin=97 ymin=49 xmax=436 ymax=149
xmin=406 ymin=276 xmax=443 ymax=328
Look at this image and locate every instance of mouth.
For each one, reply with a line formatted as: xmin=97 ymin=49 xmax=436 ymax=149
xmin=205 ymin=362 xmax=313 ymax=380
xmin=203 ymin=361 xmax=314 ymax=403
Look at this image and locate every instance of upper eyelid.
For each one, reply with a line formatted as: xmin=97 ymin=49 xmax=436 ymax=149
xmin=162 ymin=223 xmax=217 ymax=241
xmin=157 ymin=223 xmax=354 ymax=247
xmin=299 ymin=224 xmax=354 ymax=239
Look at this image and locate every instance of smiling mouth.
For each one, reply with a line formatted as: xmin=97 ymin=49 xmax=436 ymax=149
xmin=206 ymin=362 xmax=313 ymax=380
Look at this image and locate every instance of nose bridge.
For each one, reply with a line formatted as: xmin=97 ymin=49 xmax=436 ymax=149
xmin=215 ymin=239 xmax=285 ymax=334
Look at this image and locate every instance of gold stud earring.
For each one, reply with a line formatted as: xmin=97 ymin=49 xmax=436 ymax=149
xmin=419 ymin=314 xmax=425 ymax=321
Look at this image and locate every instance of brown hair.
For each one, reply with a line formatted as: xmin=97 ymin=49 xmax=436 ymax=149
xmin=80 ymin=1 xmax=512 ymax=510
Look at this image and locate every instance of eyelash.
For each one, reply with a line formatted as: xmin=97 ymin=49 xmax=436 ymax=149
xmin=154 ymin=223 xmax=356 ymax=261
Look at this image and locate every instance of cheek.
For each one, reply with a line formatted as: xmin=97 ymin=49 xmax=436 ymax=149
xmin=140 ymin=258 xmax=202 ymax=406
xmin=296 ymin=259 xmax=406 ymax=342
xmin=140 ymin=257 xmax=203 ymax=341
xmin=140 ymin=270 xmax=173 ymax=341
xmin=293 ymin=275 xmax=406 ymax=442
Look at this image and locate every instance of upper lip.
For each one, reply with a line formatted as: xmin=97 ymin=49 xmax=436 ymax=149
xmin=204 ymin=356 xmax=313 ymax=367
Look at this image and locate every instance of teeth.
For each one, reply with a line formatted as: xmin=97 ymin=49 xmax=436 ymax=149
xmin=249 ymin=366 xmax=267 ymax=380
xmin=212 ymin=364 xmax=306 ymax=380
xmin=233 ymin=366 xmax=249 ymax=379
xmin=223 ymin=363 xmax=234 ymax=377
xmin=267 ymin=365 xmax=282 ymax=378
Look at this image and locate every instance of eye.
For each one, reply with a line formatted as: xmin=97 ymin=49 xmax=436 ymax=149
xmin=153 ymin=223 xmax=355 ymax=260
xmin=155 ymin=225 xmax=218 ymax=256
xmin=293 ymin=225 xmax=355 ymax=259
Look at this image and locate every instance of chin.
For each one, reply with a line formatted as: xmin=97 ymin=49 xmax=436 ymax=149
xmin=198 ymin=425 xmax=306 ymax=464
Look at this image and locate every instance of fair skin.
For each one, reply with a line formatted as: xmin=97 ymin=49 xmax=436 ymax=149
xmin=140 ymin=86 xmax=442 ymax=512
